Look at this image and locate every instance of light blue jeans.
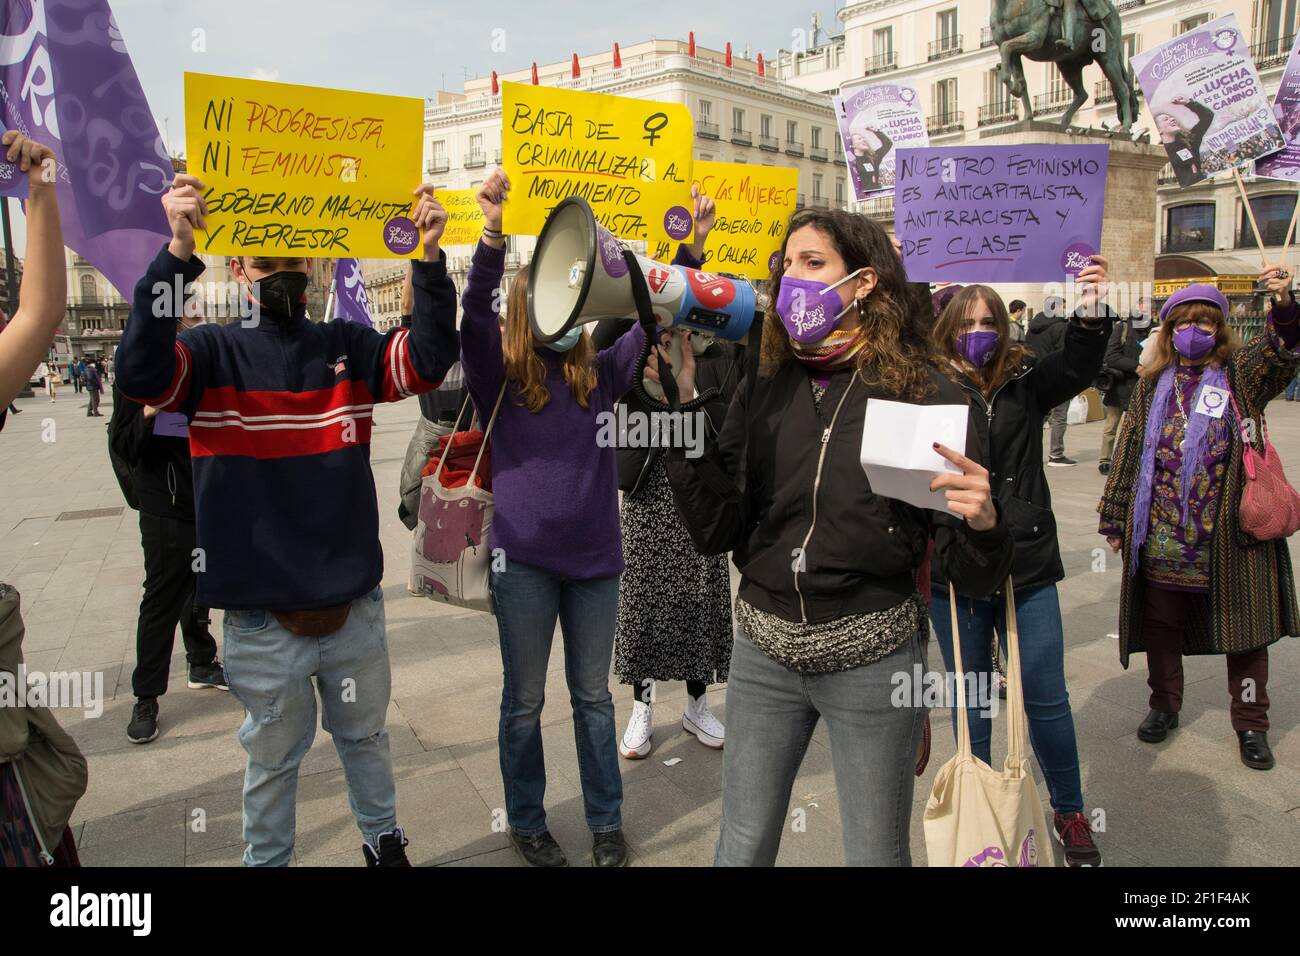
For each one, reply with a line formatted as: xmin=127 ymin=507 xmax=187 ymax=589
xmin=222 ymin=586 xmax=396 ymax=866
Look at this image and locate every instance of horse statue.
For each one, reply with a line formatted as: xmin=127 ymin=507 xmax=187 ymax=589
xmin=991 ymin=0 xmax=1139 ymax=131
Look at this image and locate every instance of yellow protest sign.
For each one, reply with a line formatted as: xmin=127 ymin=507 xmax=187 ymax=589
xmin=501 ymin=81 xmax=693 ymax=245
xmin=438 ymin=189 xmax=485 ymax=246
xmin=649 ymin=162 xmax=798 ymax=278
xmin=184 ymin=72 xmax=424 ymax=258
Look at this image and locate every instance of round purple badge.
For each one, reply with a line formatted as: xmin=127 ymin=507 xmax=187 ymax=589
xmin=767 ymin=250 xmax=781 ymax=275
xmin=597 ymin=229 xmax=628 ymax=278
xmin=1060 ymin=243 xmax=1095 ymax=277
xmin=663 ymin=205 xmax=693 ymax=241
xmin=383 ymin=216 xmax=420 ymax=255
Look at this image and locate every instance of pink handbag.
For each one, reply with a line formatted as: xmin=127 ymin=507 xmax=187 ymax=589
xmin=1230 ymin=391 xmax=1300 ymax=540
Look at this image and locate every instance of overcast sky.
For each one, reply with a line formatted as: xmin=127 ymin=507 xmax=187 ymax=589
xmin=7 ymin=0 xmax=841 ymax=255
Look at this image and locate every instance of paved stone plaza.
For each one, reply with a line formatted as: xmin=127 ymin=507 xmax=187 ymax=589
xmin=1 ymin=388 xmax=1297 ymax=867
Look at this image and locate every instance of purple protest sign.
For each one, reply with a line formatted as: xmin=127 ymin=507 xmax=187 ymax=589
xmin=1255 ymin=34 xmax=1300 ymax=182
xmin=1131 ymin=13 xmax=1283 ymax=188
xmin=832 ymin=80 xmax=929 ymax=200
xmin=0 ymin=1 xmax=171 ymax=296
xmin=895 ymin=144 xmax=1108 ymax=283
xmin=332 ymin=258 xmax=373 ymax=327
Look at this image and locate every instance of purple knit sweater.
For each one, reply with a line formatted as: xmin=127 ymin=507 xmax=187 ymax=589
xmin=458 ymin=240 xmax=646 ymax=579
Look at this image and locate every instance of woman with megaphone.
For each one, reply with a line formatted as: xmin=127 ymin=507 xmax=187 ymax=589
xmin=459 ymin=168 xmax=711 ymax=868
xmin=662 ymin=208 xmax=1014 ymax=866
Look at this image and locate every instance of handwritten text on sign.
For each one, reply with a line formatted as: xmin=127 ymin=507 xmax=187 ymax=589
xmin=184 ymin=73 xmax=424 ymax=258
xmin=648 ymin=161 xmax=797 ymax=278
xmin=894 ymin=144 xmax=1109 ymax=282
xmin=502 ymin=81 xmax=693 ymax=245
xmin=437 ymin=189 xmax=486 ymax=246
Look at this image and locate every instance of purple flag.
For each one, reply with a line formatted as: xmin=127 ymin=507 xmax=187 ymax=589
xmin=0 ymin=0 xmax=171 ymax=296
xmin=333 ymin=258 xmax=373 ymax=327
xmin=895 ymin=144 xmax=1109 ymax=283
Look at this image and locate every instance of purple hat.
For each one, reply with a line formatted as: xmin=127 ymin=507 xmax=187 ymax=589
xmin=1159 ymin=283 xmax=1228 ymax=324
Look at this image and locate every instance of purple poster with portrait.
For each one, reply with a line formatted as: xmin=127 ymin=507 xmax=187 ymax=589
xmin=895 ymin=144 xmax=1108 ymax=283
xmin=1131 ymin=13 xmax=1283 ymax=188
xmin=1255 ymin=33 xmax=1300 ymax=181
xmin=832 ymin=80 xmax=929 ymax=201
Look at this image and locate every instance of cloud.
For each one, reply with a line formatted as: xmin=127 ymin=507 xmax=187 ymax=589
xmin=249 ymin=67 xmax=280 ymax=82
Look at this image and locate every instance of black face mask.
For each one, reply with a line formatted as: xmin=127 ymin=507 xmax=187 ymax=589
xmin=252 ymin=271 xmax=308 ymax=322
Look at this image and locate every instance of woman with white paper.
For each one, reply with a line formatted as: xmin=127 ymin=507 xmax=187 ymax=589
xmin=662 ymin=208 xmax=1013 ymax=866
xmin=928 ymin=271 xmax=1114 ymax=867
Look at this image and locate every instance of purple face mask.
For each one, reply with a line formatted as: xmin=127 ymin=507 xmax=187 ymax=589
xmin=957 ymin=330 xmax=1000 ymax=368
xmin=775 ymin=269 xmax=863 ymax=343
xmin=1172 ymin=324 xmax=1216 ymax=361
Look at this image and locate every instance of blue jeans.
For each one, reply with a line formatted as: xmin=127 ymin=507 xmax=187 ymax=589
xmin=929 ymin=582 xmax=1084 ymax=814
xmin=222 ymin=587 xmax=396 ymax=866
xmin=715 ymin=628 xmax=926 ymax=866
xmin=1286 ymin=374 xmax=1300 ymax=400
xmin=489 ymin=559 xmax=622 ymax=836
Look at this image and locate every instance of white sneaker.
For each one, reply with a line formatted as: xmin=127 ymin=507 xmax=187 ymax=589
xmin=619 ymin=701 xmax=653 ymax=758
xmin=683 ymin=694 xmax=724 ymax=749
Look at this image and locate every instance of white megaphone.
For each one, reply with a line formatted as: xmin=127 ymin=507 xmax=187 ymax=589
xmin=528 ymin=197 xmax=756 ymax=402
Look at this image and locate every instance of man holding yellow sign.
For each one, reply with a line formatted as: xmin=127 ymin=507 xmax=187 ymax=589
xmin=184 ymin=73 xmax=425 ymax=258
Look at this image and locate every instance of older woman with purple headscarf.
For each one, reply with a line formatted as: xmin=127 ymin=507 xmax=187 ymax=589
xmin=1098 ymin=270 xmax=1300 ymax=772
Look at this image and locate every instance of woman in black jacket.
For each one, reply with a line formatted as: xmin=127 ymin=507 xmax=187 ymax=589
xmin=850 ymin=126 xmax=893 ymax=194
xmin=1156 ymin=96 xmax=1214 ymax=186
xmin=663 ymin=209 xmax=1012 ymax=866
xmin=929 ymin=277 xmax=1114 ymax=866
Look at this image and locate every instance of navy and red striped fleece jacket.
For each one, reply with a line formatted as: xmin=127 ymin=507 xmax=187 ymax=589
xmin=114 ymin=245 xmax=458 ymax=611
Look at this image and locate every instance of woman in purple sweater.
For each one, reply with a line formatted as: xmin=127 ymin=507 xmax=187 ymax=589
xmin=460 ymin=170 xmax=695 ymax=868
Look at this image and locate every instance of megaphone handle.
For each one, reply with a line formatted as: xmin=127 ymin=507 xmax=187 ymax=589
xmin=621 ymin=250 xmax=681 ymax=411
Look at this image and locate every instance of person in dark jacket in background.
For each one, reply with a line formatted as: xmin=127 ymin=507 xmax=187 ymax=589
xmin=1007 ymin=299 xmax=1027 ymax=342
xmin=83 ymin=360 xmax=104 ymax=417
xmin=930 ymin=270 xmax=1116 ymax=866
xmin=664 ymin=208 xmax=1013 ymax=866
xmin=1098 ymin=300 xmax=1149 ymax=474
xmin=1026 ymin=296 xmax=1077 ymax=466
xmin=108 ymin=305 xmax=227 ymax=746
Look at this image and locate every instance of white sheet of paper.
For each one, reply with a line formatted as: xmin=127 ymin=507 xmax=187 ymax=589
xmin=860 ymin=399 xmax=969 ymax=513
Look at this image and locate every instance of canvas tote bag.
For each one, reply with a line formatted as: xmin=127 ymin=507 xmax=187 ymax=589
xmin=409 ymin=383 xmax=506 ymax=614
xmin=923 ymin=580 xmax=1054 ymax=867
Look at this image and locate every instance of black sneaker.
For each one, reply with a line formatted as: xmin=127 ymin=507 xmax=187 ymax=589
xmin=592 ymin=829 xmax=628 ymax=868
xmin=1098 ymin=462 xmax=1110 ymax=475
xmin=362 ymin=827 xmax=412 ymax=866
xmin=510 ymin=829 xmax=568 ymax=867
xmin=127 ymin=697 xmax=159 ymax=744
xmin=1054 ymin=811 xmax=1103 ymax=867
xmin=187 ymin=660 xmax=229 ymax=691
xmin=1047 ymin=456 xmax=1077 ymax=467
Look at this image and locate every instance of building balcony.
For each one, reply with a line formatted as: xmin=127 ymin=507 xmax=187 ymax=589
xmin=1160 ymin=235 xmax=1214 ymax=254
xmin=427 ymin=158 xmax=450 ymax=174
xmin=1094 ymin=81 xmax=1114 ymax=106
xmin=864 ymin=52 xmax=897 ymax=76
xmin=464 ymin=151 xmax=486 ymax=168
xmin=928 ymin=36 xmax=963 ymax=61
xmin=696 ymin=119 xmax=719 ymax=139
xmin=927 ymin=111 xmax=965 ymax=136
xmin=862 ymin=194 xmax=894 ymax=220
xmin=810 ymin=196 xmax=829 ymax=209
xmin=785 ymin=140 xmax=805 ymax=157
xmin=810 ymin=145 xmax=828 ymax=162
xmin=796 ymin=192 xmax=806 ymax=208
xmin=1032 ymin=90 xmax=1074 ymax=116
xmin=978 ymin=103 xmax=1019 ymax=127
xmin=1251 ymin=34 xmax=1295 ymax=72
xmin=494 ymin=149 xmax=503 ymax=164
xmin=1157 ymin=165 xmax=1177 ymax=185
xmin=758 ymin=134 xmax=779 ymax=151
xmin=981 ymin=26 xmax=995 ymax=48
xmin=730 ymin=127 xmax=752 ymax=146
xmin=1115 ymin=0 xmax=1145 ymax=10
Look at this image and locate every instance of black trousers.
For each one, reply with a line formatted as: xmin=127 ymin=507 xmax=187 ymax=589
xmin=132 ymin=511 xmax=217 ymax=699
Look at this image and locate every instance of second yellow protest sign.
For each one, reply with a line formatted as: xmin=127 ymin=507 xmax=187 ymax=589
xmin=652 ymin=161 xmax=797 ymax=279
xmin=501 ymin=81 xmax=693 ymax=245
xmin=437 ymin=189 xmax=485 ymax=246
xmin=184 ymin=72 xmax=424 ymax=258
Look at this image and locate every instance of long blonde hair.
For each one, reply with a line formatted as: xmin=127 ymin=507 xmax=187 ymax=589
xmin=502 ymin=265 xmax=599 ymax=412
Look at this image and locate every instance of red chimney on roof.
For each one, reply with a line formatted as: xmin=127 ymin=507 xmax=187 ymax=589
xmin=688 ymin=32 xmax=695 ymax=57
xmin=572 ymin=53 xmax=580 ymax=78
xmin=531 ymin=62 xmax=539 ymax=85
xmin=757 ymin=53 xmax=764 ymax=76
xmin=725 ymin=41 xmax=732 ymax=67
xmin=613 ymin=42 xmax=622 ymax=69
xmin=491 ymin=70 xmax=499 ymax=94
